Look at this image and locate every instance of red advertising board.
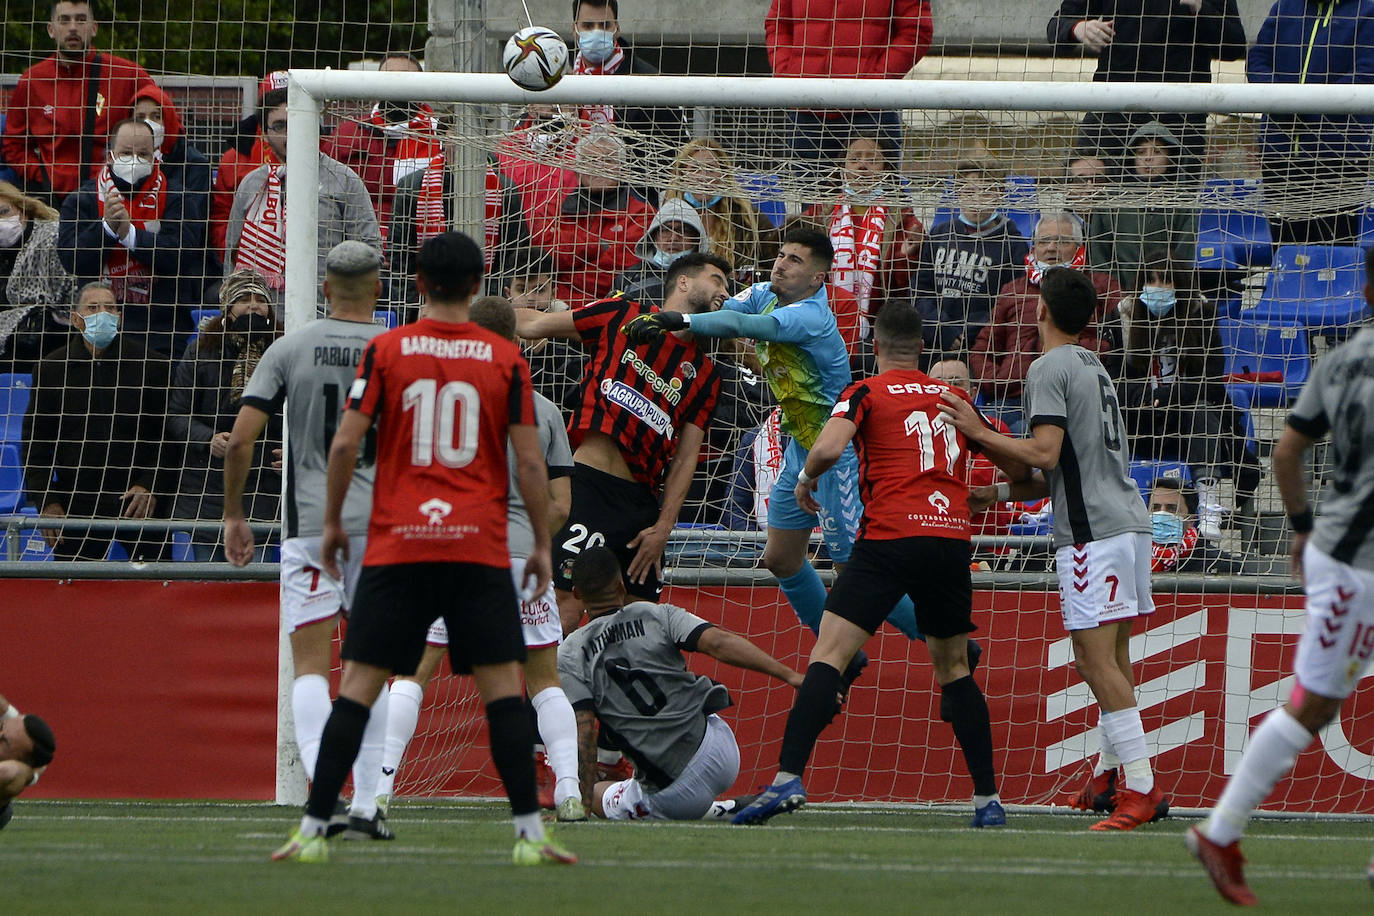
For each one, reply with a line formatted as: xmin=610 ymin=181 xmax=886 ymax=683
xmin=5 ymin=579 xmax=1372 ymax=812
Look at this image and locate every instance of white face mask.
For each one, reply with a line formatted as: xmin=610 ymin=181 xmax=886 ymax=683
xmin=144 ymin=118 xmax=166 ymax=154
xmin=109 ymin=155 xmax=154 ymax=186
xmin=0 ymin=215 xmax=22 ymax=248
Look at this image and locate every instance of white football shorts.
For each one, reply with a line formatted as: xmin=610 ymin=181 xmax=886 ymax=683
xmin=279 ymin=535 xmax=366 ymax=634
xmin=1293 ymin=542 xmax=1374 ymax=700
xmin=1055 ymin=531 xmax=1154 ymax=631
xmin=600 ymin=714 xmax=740 ymax=821
xmin=425 ymin=556 xmax=561 ymax=650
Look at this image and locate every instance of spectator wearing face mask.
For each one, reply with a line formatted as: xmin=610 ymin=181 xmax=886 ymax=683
xmin=1147 ymin=477 xmax=1243 ymax=573
xmin=968 ymin=211 xmax=1122 ymax=434
xmin=1116 ymin=249 xmax=1259 ymax=540
xmin=567 ymin=0 xmax=687 ymax=151
xmin=57 ymin=118 xmax=206 ymax=356
xmin=321 ymin=53 xmax=439 ymax=237
xmin=166 ymin=268 xmax=283 ymax=562
xmin=209 ymin=71 xmax=290 ymax=259
xmin=661 ymin=139 xmax=767 ymax=283
xmin=23 ymin=281 xmax=173 ymax=560
xmin=612 ymin=198 xmax=711 ymax=305
xmin=0 ymin=181 xmax=75 ymax=372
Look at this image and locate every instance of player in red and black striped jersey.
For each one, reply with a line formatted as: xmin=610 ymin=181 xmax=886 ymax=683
xmin=733 ymin=301 xmax=1032 ymax=828
xmin=516 ymin=252 xmax=729 ymax=632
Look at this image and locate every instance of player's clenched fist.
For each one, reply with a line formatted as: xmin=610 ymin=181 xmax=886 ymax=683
xmin=621 ymin=311 xmax=685 ymax=344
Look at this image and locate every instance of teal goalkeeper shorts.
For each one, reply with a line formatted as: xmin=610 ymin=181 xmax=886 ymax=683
xmin=768 ymin=438 xmax=862 ymax=563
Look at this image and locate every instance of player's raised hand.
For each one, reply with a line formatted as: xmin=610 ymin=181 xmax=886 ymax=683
xmin=937 ymin=390 xmax=981 ymax=435
xmin=522 ymin=547 xmax=553 ymax=602
xmin=626 ymin=522 xmax=670 ymax=585
xmin=223 ymin=517 xmax=256 ymax=567
xmin=622 ymin=311 xmax=685 ymax=345
xmin=321 ymin=522 xmax=349 ymax=581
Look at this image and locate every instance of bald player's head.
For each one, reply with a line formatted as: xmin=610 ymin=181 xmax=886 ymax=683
xmin=323 ymin=241 xmax=382 ymax=316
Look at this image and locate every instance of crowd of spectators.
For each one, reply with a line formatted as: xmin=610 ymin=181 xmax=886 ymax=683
xmin=0 ymin=0 xmax=1365 ymax=563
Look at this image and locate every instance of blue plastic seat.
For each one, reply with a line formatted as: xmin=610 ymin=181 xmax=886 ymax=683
xmin=191 ymin=307 xmax=220 ymax=330
xmin=0 ymin=373 xmax=32 ymax=445
xmin=1194 ymin=179 xmax=1272 ymax=271
xmin=0 ymin=444 xmax=25 ymax=512
xmin=1218 ymin=316 xmax=1311 ymax=409
xmin=737 ymin=172 xmax=787 ymax=229
xmin=1128 ymin=460 xmax=1192 ymax=501
xmin=372 ymin=309 xmax=399 ymax=329
xmin=1245 ymin=245 xmax=1366 ymax=331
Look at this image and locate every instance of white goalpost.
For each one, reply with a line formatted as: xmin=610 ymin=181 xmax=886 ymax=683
xmin=276 ymin=69 xmax=1374 ymax=812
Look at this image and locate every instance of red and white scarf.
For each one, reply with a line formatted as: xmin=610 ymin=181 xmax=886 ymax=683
xmin=828 ymin=202 xmax=887 ymax=316
xmin=1151 ymin=525 xmax=1198 ymax=572
xmin=96 ymin=165 xmax=167 ymax=304
xmin=572 ymin=47 xmax=624 ymax=126
xmin=751 ymin=409 xmax=786 ymax=528
xmin=1025 ymin=246 xmax=1086 ymax=286
xmin=234 ymin=157 xmax=287 ymax=290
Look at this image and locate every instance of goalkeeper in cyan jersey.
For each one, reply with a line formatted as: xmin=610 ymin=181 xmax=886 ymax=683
xmin=625 ymin=224 xmax=979 ymax=692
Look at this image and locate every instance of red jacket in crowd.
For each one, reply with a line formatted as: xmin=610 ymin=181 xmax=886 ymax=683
xmin=765 ymin=0 xmax=933 ymax=80
xmin=530 ymin=186 xmax=654 ymax=310
xmin=2 ymin=48 xmax=155 ymax=197
xmin=969 ymin=270 xmax=1123 ymax=400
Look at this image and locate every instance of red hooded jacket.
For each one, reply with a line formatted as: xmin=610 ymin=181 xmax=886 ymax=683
xmin=2 ymin=49 xmax=155 ymax=196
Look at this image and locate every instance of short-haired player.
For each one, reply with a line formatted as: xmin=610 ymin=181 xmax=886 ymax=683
xmin=1187 ymin=248 xmax=1374 ymax=904
xmin=0 ymin=693 xmax=56 ymax=830
xmin=270 ymin=232 xmax=575 ymax=866
xmin=375 ymin=294 xmax=587 ymax=822
xmin=224 ymin=241 xmax=394 ymax=840
xmin=561 ymin=547 xmax=803 ymax=820
xmin=940 ymin=266 xmax=1167 ymax=831
xmin=732 ymin=302 xmax=1029 ymax=826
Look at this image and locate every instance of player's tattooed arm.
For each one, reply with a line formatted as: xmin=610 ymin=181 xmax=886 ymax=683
xmin=575 ymin=709 xmax=599 ymax=810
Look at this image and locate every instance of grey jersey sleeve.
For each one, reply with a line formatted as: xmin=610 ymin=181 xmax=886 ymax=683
xmin=240 ymin=337 xmax=290 ymax=412
xmin=654 ymin=602 xmax=714 ymax=648
xmin=1287 ymin=357 xmax=1332 ymax=439
xmin=540 ymin=393 xmax=573 ymax=475
xmin=556 ymin=636 xmax=594 ymax=707
xmin=1024 ymin=356 xmax=1070 ymax=430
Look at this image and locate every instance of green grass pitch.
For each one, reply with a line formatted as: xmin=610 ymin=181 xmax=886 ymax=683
xmin=4 ymin=800 xmax=1369 ymax=914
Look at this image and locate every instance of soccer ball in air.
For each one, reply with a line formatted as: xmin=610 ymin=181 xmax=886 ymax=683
xmin=503 ymin=27 xmax=568 ymax=91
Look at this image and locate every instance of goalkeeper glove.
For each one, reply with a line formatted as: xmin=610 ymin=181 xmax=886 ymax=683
xmin=622 ymin=311 xmax=685 ymax=344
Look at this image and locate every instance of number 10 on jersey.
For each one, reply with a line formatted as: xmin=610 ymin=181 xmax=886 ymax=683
xmin=403 ymin=379 xmax=481 ymax=468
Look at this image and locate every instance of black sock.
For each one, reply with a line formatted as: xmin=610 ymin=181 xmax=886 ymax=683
xmin=940 ymin=675 xmax=997 ymax=797
xmin=305 ymin=696 xmax=370 ymax=822
xmin=778 ymin=662 xmax=842 ymax=777
xmin=487 ymin=695 xmax=539 ymax=816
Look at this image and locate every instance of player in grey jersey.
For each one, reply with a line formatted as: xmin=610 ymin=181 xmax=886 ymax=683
xmin=222 ymin=243 xmax=392 ymax=840
xmin=942 ymin=267 xmax=1166 ymax=833
xmin=559 ymin=547 xmax=803 ymax=820
xmin=1187 ymin=249 xmax=1374 ymax=905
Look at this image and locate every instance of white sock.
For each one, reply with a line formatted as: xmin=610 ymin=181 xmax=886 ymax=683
xmin=377 ymin=679 xmax=425 ymax=801
xmin=596 ymin=747 xmax=622 ymax=766
xmin=349 ymin=686 xmax=389 ymax=819
xmin=531 ymin=686 xmax=579 ymax=805
xmin=1203 ymin=707 xmax=1312 ymax=846
xmin=298 ymin=814 xmax=328 ymax=837
xmin=291 ymin=674 xmax=331 ymax=782
xmin=974 ymin=793 xmax=1000 ymax=809
xmin=1099 ymin=707 xmax=1152 ymax=793
xmin=514 ymin=811 xmax=545 ymax=841
xmin=1093 ymin=723 xmax=1120 ymax=777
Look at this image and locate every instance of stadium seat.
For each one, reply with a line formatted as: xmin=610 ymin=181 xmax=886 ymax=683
xmin=1194 ymin=179 xmax=1272 ymax=271
xmin=1218 ymin=316 xmax=1311 ymax=408
xmin=372 ymin=309 xmax=399 ymax=329
xmin=14 ymin=519 xmax=53 ymax=562
xmin=191 ymin=307 xmax=219 ymax=330
xmin=0 ymin=444 xmax=25 ymax=513
xmin=170 ymin=531 xmax=195 ymax=562
xmin=0 ymin=373 xmax=32 ymax=445
xmin=1128 ymin=460 xmax=1191 ymax=500
xmin=1004 ymin=174 xmax=1038 ymax=207
xmin=738 ymin=172 xmax=787 ymax=229
xmin=1244 ymin=245 xmax=1367 ymax=331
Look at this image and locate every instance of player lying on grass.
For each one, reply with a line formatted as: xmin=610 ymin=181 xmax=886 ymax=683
xmin=623 ymin=225 xmax=980 ymax=699
xmin=732 ymin=302 xmax=1028 ymax=827
xmin=560 ymin=546 xmax=803 ymax=820
xmin=271 ymin=232 xmax=574 ymax=866
xmin=1187 ymin=250 xmax=1374 ymax=905
xmin=374 ymin=295 xmax=586 ymax=823
xmin=940 ymin=267 xmax=1168 ymax=832
xmin=0 ymin=692 xmax=55 ymax=830
xmin=224 ymin=244 xmax=393 ymax=841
